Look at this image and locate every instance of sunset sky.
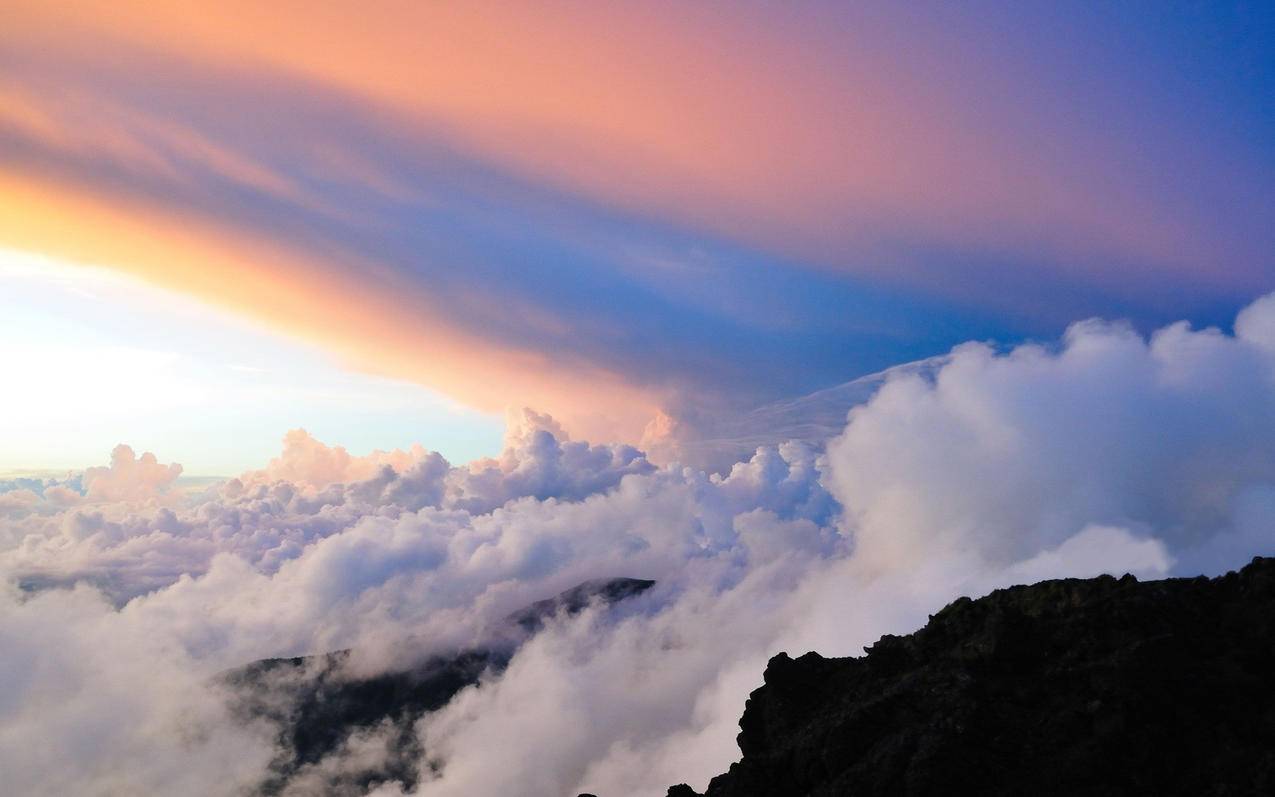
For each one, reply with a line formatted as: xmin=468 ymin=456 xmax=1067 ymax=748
xmin=4 ymin=1 xmax=1272 ymax=472
xmin=6 ymin=5 xmax=1275 ymax=796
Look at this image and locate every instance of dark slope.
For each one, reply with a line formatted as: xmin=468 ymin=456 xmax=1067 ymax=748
xmin=509 ymin=577 xmax=655 ymax=633
xmin=668 ymin=558 xmax=1275 ymax=797
xmin=225 ymin=577 xmax=654 ymax=794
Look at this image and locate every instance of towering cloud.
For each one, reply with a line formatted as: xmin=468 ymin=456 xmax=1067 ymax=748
xmin=82 ymin=444 xmax=183 ymax=501
xmin=4 ymin=297 xmax=1275 ymax=794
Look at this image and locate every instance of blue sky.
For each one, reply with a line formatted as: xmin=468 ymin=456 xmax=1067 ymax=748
xmin=1 ymin=1 xmax=1271 ymax=463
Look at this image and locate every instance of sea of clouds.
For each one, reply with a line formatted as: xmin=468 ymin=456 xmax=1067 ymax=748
xmin=7 ymin=295 xmax=1275 ymax=795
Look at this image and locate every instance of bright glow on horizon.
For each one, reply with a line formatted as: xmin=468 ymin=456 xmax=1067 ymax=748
xmin=1 ymin=6 xmax=1273 ymax=793
xmin=0 ymin=248 xmax=504 ymax=475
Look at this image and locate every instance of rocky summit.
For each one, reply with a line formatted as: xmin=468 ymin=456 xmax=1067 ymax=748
xmin=664 ymin=557 xmax=1275 ymax=797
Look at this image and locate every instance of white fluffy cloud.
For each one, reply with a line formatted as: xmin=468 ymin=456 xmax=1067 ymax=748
xmin=5 ymin=297 xmax=1275 ymax=795
xmin=84 ymin=443 xmax=183 ymax=502
xmin=825 ymin=311 xmax=1275 ymax=576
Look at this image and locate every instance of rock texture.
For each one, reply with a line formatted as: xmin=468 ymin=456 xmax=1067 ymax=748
xmin=671 ymin=557 xmax=1275 ymax=797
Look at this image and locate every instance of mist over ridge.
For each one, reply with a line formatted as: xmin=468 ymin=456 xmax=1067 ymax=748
xmin=6 ymin=296 xmax=1275 ymax=794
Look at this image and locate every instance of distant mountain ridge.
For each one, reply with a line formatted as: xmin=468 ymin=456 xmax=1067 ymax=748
xmin=225 ymin=577 xmax=655 ymax=795
xmin=660 ymin=557 xmax=1275 ymax=796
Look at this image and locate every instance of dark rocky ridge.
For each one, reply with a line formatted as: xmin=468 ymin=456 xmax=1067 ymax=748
xmin=509 ymin=577 xmax=656 ymax=632
xmin=224 ymin=577 xmax=654 ymax=794
xmin=665 ymin=557 xmax=1275 ymax=797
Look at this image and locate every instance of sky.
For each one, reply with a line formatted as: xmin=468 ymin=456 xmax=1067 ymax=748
xmin=3 ymin=4 xmax=1275 ymax=795
xmin=0 ymin=247 xmax=503 ymax=474
xmin=2 ymin=1 xmax=1272 ymax=460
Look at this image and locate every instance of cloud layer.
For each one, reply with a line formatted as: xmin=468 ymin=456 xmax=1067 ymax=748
xmin=3 ymin=2 xmax=1272 ymax=438
xmin=6 ymin=297 xmax=1275 ymax=794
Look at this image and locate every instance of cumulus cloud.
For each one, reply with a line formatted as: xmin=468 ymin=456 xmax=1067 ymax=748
xmin=249 ymin=430 xmax=431 ymax=490
xmin=5 ymin=297 xmax=1275 ymax=795
xmin=0 ymin=584 xmax=274 ymax=795
xmin=83 ymin=443 xmax=183 ymax=501
xmin=824 ymin=311 xmax=1275 ymax=576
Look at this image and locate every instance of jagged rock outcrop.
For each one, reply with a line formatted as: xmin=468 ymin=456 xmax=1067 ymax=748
xmin=670 ymin=557 xmax=1275 ymax=796
xmin=225 ymin=577 xmax=654 ymax=794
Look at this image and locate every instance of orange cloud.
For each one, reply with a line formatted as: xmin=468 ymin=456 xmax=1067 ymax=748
xmin=0 ymin=170 xmax=663 ymax=441
xmin=5 ymin=2 xmax=1240 ymax=282
xmin=1 ymin=1 xmax=1267 ymax=438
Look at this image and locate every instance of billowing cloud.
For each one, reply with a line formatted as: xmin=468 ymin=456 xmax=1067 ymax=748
xmin=82 ymin=444 xmax=183 ymax=502
xmin=5 ymin=297 xmax=1275 ymax=794
xmin=824 ymin=304 xmax=1275 ymax=575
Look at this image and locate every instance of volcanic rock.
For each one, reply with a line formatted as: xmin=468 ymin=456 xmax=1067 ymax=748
xmin=674 ymin=557 xmax=1275 ymax=796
